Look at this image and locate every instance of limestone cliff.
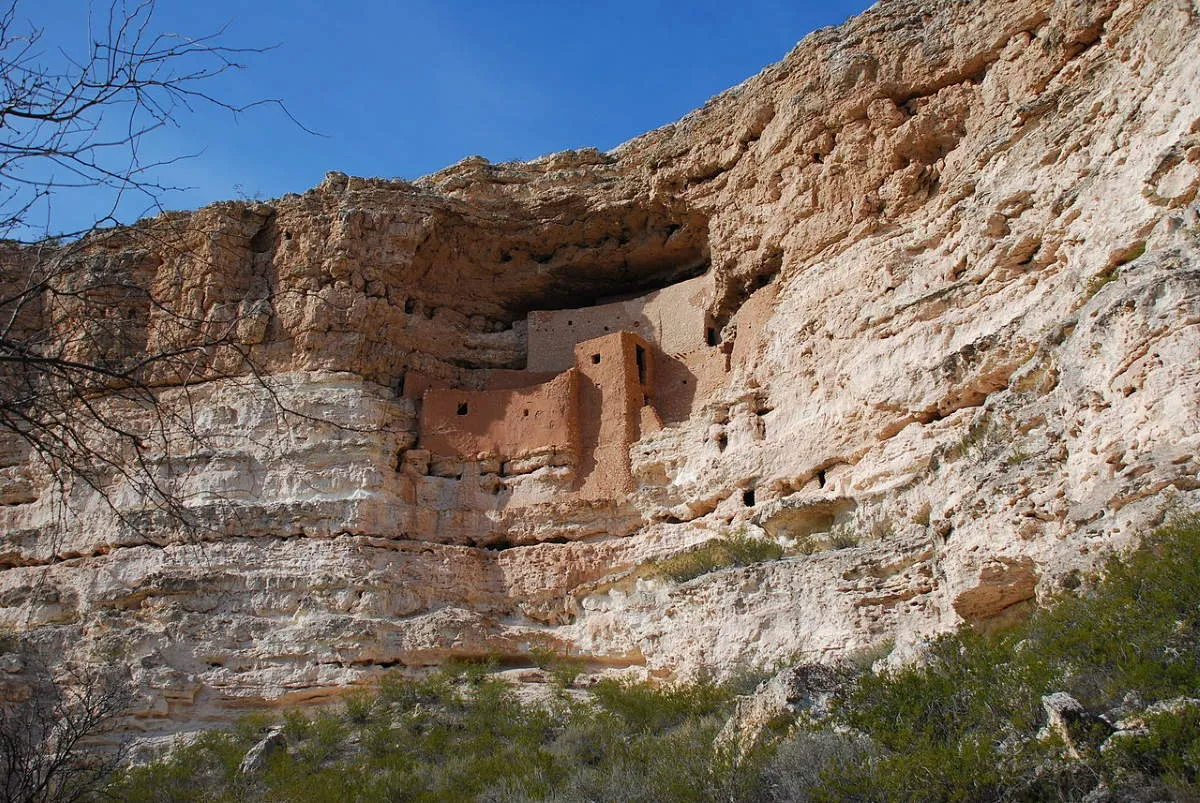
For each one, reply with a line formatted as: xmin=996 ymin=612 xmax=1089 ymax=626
xmin=1 ymin=0 xmax=1199 ymax=738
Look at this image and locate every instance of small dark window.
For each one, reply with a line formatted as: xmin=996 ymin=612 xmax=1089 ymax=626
xmin=457 ymin=402 xmax=469 ymax=416
xmin=404 ymin=298 xmax=415 ymax=314
xmin=716 ymin=433 xmax=727 ymax=452
xmin=743 ymin=489 xmax=756 ymax=507
xmin=522 ymin=409 xmax=529 ymax=417
xmin=603 ymin=325 xmax=610 ymax=331
xmin=567 ymin=320 xmax=573 ymax=326
xmin=591 ymin=354 xmax=601 ymax=364
xmin=706 ymin=327 xmax=720 ymax=347
xmin=635 ymin=345 xmax=647 ymax=385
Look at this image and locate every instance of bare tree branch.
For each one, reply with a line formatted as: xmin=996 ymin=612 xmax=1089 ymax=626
xmin=0 ymin=0 xmax=346 ymax=559
xmin=0 ymin=641 xmax=131 ymax=803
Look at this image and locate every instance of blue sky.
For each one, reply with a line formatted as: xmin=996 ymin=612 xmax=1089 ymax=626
xmin=15 ymin=0 xmax=872 ymax=235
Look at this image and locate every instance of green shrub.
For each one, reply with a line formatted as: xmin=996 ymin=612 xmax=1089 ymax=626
xmin=109 ymin=670 xmax=759 ymax=802
xmin=588 ymin=678 xmax=732 ymax=733
xmin=341 ymin=689 xmax=376 ymax=725
xmin=646 ymin=533 xmax=784 ymax=583
xmin=1103 ymin=703 xmax=1200 ymax=797
xmin=793 ymin=513 xmax=1200 ymax=801
xmin=1025 ymin=514 xmax=1200 ymax=707
xmin=529 ymin=646 xmax=587 ymax=689
xmin=108 ymin=730 xmax=252 ymax=802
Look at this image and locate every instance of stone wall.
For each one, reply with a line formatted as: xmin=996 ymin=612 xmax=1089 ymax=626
xmin=416 ymin=330 xmax=657 ymax=502
xmin=528 ymin=274 xmax=714 ymax=371
xmin=418 ymin=371 xmax=580 ymax=460
xmin=575 ymin=331 xmax=655 ymax=499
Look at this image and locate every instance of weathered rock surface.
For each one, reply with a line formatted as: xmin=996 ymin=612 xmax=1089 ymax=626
xmin=1 ymin=0 xmax=1199 ymax=739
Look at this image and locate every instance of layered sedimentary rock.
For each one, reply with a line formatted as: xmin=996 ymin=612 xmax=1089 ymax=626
xmin=2 ymin=0 xmax=1199 ymax=737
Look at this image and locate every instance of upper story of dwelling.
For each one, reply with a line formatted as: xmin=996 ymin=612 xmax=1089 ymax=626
xmin=527 ymin=274 xmax=717 ymax=373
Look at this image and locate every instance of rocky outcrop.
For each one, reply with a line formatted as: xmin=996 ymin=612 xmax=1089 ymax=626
xmin=1 ymin=0 xmax=1198 ymax=739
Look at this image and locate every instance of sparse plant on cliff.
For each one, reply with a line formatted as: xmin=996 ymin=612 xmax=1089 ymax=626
xmin=645 ymin=531 xmax=785 ymax=583
xmin=945 ymin=412 xmax=1006 ymax=463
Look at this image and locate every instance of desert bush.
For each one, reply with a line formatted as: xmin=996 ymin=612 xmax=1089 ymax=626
xmin=760 ymin=731 xmax=875 ymax=802
xmin=111 ymin=730 xmax=252 ymax=802
xmin=1102 ymin=703 xmax=1200 ymax=798
xmin=788 ymin=512 xmax=1200 ymax=801
xmin=647 ymin=532 xmax=784 ymax=583
xmin=1023 ymin=514 xmax=1200 ymax=707
xmin=108 ymin=668 xmax=763 ymax=802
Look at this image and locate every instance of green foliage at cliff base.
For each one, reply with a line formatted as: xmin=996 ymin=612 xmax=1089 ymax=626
xmin=794 ymin=512 xmax=1200 ymax=802
xmin=105 ymin=515 xmax=1200 ymax=802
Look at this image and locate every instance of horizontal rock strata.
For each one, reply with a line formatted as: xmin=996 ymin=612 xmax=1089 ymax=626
xmin=1 ymin=0 xmax=1198 ymax=738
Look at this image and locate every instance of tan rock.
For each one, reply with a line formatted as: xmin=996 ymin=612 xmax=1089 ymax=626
xmin=1 ymin=0 xmax=1198 ymax=740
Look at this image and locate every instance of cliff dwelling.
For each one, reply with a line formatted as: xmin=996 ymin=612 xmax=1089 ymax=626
xmin=405 ymin=272 xmax=735 ymax=507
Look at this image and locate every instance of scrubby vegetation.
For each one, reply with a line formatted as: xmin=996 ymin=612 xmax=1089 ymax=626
xmin=644 ymin=531 xmax=785 ymax=583
xmin=776 ymin=512 xmax=1200 ymax=802
xmin=108 ymin=669 xmax=754 ymax=802
xmin=76 ymin=515 xmax=1200 ymax=800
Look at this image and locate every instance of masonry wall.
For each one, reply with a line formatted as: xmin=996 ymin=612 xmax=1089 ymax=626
xmin=574 ymin=331 xmax=654 ymax=499
xmin=418 ymin=370 xmax=580 ymax=460
xmin=528 ymin=273 xmax=713 ymax=371
xmin=653 ymin=346 xmax=730 ymax=424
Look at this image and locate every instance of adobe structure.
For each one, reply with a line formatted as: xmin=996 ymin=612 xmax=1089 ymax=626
xmin=405 ymin=272 xmax=734 ymax=510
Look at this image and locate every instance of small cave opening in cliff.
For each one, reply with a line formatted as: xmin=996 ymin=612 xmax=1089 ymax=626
xmin=743 ymin=488 xmax=756 ymax=507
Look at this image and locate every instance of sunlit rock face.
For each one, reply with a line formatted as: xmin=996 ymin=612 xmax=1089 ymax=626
xmin=1 ymin=0 xmax=1199 ymax=737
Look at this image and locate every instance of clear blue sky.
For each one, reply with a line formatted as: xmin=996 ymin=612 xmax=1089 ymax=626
xmin=17 ymin=0 xmax=872 ymax=234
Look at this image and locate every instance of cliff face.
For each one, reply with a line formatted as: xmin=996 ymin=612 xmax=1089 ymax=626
xmin=2 ymin=0 xmax=1199 ymax=736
